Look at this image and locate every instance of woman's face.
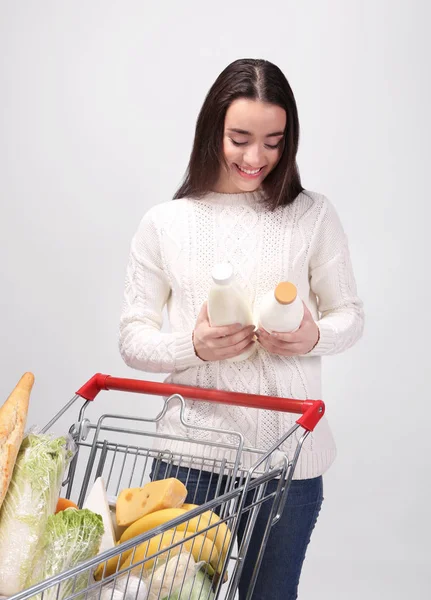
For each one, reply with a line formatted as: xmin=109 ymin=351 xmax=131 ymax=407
xmin=215 ymin=98 xmax=286 ymax=194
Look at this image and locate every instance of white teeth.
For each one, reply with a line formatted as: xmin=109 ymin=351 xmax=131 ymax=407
xmin=238 ymin=166 xmax=262 ymax=175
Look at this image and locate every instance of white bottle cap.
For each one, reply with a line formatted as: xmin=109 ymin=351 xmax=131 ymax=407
xmin=212 ymin=262 xmax=234 ymax=285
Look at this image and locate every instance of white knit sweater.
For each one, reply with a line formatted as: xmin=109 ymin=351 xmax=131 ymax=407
xmin=119 ymin=190 xmax=364 ymax=479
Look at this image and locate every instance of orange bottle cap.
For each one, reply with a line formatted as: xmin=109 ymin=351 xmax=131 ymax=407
xmin=274 ymin=282 xmax=297 ymax=305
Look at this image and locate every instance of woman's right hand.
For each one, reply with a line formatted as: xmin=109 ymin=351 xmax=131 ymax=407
xmin=193 ymin=302 xmax=256 ymax=362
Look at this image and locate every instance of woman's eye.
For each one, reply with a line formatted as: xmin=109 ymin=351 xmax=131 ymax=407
xmin=229 ymin=138 xmax=283 ymax=149
xmin=265 ymin=141 xmax=282 ymax=150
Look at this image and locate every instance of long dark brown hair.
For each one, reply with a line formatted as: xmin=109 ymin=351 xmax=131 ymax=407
xmin=174 ymin=58 xmax=303 ymax=209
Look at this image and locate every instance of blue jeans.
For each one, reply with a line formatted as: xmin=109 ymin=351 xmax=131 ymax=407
xmin=151 ymin=462 xmax=323 ymax=600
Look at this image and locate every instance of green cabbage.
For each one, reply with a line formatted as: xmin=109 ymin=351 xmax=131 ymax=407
xmin=0 ymin=434 xmax=72 ymax=595
xmin=29 ymin=508 xmax=104 ymax=600
xmin=164 ymin=569 xmax=215 ymax=600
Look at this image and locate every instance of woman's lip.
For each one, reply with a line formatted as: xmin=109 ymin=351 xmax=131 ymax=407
xmin=234 ymin=164 xmax=265 ymax=179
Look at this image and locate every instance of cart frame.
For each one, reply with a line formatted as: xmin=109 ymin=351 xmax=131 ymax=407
xmin=8 ymin=374 xmax=325 ymax=600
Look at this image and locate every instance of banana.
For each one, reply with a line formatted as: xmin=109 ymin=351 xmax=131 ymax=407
xmin=119 ymin=508 xmax=188 ymax=543
xmin=94 ymin=508 xmax=231 ymax=581
xmin=181 ymin=505 xmax=232 ymax=564
xmin=120 ymin=528 xmax=220 ymax=573
xmin=182 ymin=511 xmax=231 ymax=566
xmin=181 ymin=503 xmax=215 ymax=521
xmin=119 ymin=506 xmax=231 ymax=568
xmin=205 ymin=518 xmax=232 ymax=564
xmin=93 ymin=544 xmax=132 ymax=581
xmin=94 ymin=507 xmax=187 ymax=580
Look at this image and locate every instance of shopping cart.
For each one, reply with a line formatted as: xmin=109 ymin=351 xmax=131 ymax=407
xmin=10 ymin=373 xmax=325 ymax=600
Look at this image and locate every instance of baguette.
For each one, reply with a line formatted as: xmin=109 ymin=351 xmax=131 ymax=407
xmin=0 ymin=373 xmax=34 ymax=509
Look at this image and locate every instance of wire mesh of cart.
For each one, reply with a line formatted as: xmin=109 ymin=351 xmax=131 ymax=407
xmin=9 ymin=373 xmax=325 ymax=600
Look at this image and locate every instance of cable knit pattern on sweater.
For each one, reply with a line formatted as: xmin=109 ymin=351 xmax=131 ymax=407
xmin=119 ymin=191 xmax=364 ymax=478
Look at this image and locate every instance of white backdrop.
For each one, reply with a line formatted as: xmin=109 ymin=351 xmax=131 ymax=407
xmin=1 ymin=1 xmax=430 ymax=598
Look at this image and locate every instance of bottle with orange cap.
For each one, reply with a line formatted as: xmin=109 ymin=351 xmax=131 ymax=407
xmin=258 ymin=282 xmax=304 ymax=333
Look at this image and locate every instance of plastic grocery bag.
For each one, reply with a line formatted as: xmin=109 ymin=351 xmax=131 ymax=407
xmin=0 ymin=433 xmax=75 ymax=595
xmin=28 ymin=508 xmax=104 ymax=600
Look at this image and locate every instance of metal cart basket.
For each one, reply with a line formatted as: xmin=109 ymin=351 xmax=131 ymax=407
xmin=9 ymin=373 xmax=325 ymax=600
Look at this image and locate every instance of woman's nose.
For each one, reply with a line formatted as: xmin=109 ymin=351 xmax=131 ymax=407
xmin=243 ymin=144 xmax=264 ymax=167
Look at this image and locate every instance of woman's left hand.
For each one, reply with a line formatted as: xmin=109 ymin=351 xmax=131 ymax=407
xmin=256 ymin=303 xmax=320 ymax=357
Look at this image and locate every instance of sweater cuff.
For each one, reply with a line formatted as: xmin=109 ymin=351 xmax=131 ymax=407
xmin=306 ymin=320 xmax=337 ymax=356
xmin=175 ymin=331 xmax=206 ymax=369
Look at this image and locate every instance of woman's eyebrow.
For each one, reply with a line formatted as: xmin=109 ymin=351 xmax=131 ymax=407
xmin=227 ymin=128 xmax=284 ymax=137
xmin=227 ymin=128 xmax=251 ymax=135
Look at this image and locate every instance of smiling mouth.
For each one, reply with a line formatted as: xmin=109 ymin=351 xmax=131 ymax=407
xmin=234 ymin=164 xmax=265 ymax=178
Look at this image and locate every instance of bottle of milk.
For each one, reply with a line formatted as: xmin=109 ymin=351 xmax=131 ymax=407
xmin=259 ymin=281 xmax=304 ymax=333
xmin=207 ymin=263 xmax=256 ymax=362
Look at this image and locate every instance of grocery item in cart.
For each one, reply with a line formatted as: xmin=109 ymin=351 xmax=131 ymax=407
xmin=164 ymin=569 xmax=215 ymax=600
xmin=96 ymin=575 xmax=148 ymax=600
xmin=258 ymin=281 xmax=304 ymax=333
xmin=0 ymin=372 xmax=33 ymax=510
xmin=108 ymin=498 xmax=127 ymax=540
xmin=55 ymin=497 xmax=78 ymax=512
xmin=83 ymin=477 xmax=116 ymax=553
xmin=94 ymin=525 xmax=219 ymax=581
xmin=207 ymin=262 xmax=256 ymax=361
xmin=119 ymin=507 xmax=191 ymax=542
xmin=147 ymin=552 xmax=213 ymax=600
xmin=121 ymin=528 xmax=220 ymax=574
xmin=90 ymin=554 xmax=213 ymax=600
xmin=0 ymin=433 xmax=75 ymax=595
xmin=119 ymin=506 xmax=231 ymax=564
xmin=28 ymin=508 xmax=104 ymax=600
xmin=116 ymin=477 xmax=187 ymax=526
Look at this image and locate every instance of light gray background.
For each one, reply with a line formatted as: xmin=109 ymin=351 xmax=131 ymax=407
xmin=1 ymin=1 xmax=429 ymax=598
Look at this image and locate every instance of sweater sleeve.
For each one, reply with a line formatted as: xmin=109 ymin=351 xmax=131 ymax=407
xmin=119 ymin=209 xmax=204 ymax=373
xmin=306 ymin=198 xmax=364 ymax=356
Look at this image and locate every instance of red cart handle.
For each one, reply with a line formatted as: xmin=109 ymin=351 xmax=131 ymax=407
xmin=76 ymin=374 xmax=325 ymax=432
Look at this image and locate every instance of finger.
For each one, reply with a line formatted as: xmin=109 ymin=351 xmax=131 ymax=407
xmin=260 ymin=329 xmax=299 ymax=344
xmin=257 ymin=325 xmax=311 ymax=345
xmin=196 ymin=302 xmax=210 ymax=325
xmin=256 ymin=328 xmax=297 ymax=344
xmin=258 ymin=337 xmax=301 ymax=356
xmin=257 ymin=338 xmax=283 ymax=355
xmin=302 ymin=301 xmax=312 ymax=318
xmin=204 ymin=322 xmax=252 ymax=340
xmin=270 ymin=339 xmax=304 ymax=353
xmin=222 ymin=341 xmax=255 ymax=360
xmin=219 ymin=337 xmax=255 ymax=360
xmin=256 ymin=335 xmax=279 ymax=353
xmin=211 ymin=326 xmax=255 ymax=348
xmin=298 ymin=303 xmax=315 ymax=329
xmin=257 ymin=332 xmax=303 ymax=353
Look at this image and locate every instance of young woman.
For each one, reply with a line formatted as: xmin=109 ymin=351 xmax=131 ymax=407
xmin=119 ymin=58 xmax=364 ymax=599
